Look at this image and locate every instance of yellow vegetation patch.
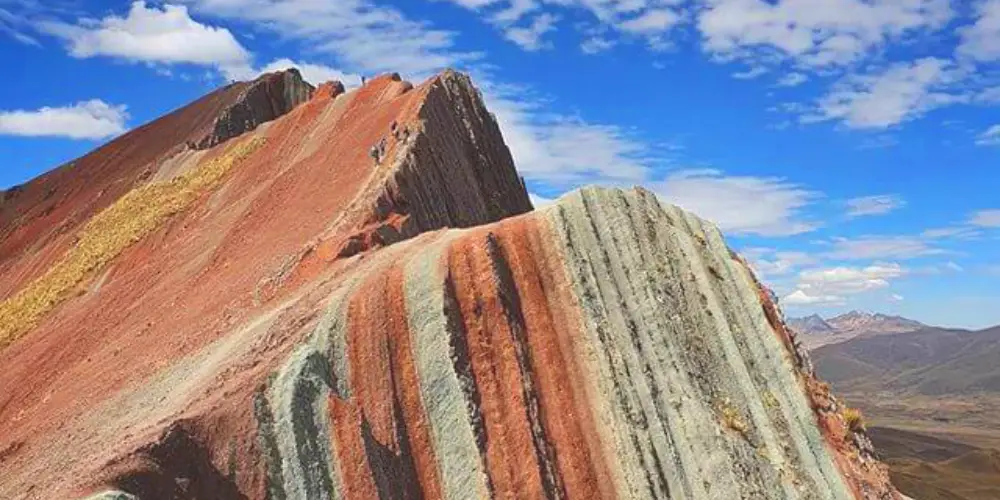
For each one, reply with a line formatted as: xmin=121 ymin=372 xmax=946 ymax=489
xmin=0 ymin=137 xmax=266 ymax=350
xmin=719 ymin=398 xmax=750 ymax=438
xmin=843 ymin=406 xmax=866 ymax=433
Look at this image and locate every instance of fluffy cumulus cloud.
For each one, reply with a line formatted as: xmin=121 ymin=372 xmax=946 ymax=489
xmin=698 ymin=0 xmax=952 ymax=67
xmin=783 ymin=262 xmax=907 ymax=305
xmin=39 ymin=1 xmax=250 ymax=73
xmin=807 ymin=58 xmax=965 ymax=129
xmin=0 ymin=100 xmax=128 ymax=140
xmin=654 ymin=169 xmax=820 ymax=236
xmin=976 ymin=124 xmax=1000 ymax=146
xmin=845 ymin=194 xmax=906 ymax=217
xmin=958 ymin=0 xmax=1000 ymax=62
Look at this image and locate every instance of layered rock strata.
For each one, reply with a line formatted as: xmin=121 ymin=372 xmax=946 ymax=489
xmin=195 ymin=69 xmax=316 ymax=149
xmin=0 ymin=69 xmax=897 ymax=499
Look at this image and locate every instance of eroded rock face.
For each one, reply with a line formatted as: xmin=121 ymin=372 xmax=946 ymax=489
xmin=0 ymin=70 xmax=897 ymax=500
xmin=195 ymin=69 xmax=316 ymax=150
xmin=233 ymin=187 xmax=895 ymax=499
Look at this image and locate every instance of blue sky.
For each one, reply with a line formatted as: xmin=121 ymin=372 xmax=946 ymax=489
xmin=1 ymin=0 xmax=998 ymax=328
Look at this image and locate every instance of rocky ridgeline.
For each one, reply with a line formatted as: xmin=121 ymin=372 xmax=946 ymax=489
xmin=195 ymin=69 xmax=315 ymax=150
xmin=0 ymin=70 xmax=898 ymax=500
xmin=337 ymin=71 xmax=532 ymax=258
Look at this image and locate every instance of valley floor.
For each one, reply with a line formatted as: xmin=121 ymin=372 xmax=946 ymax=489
xmin=842 ymin=393 xmax=1000 ymax=500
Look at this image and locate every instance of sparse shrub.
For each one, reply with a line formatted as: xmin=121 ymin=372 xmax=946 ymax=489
xmin=720 ymin=399 xmax=749 ymax=438
xmin=843 ymin=407 xmax=865 ymax=433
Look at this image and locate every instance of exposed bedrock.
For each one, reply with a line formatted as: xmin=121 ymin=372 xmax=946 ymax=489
xmin=248 ymin=187 xmax=898 ymax=500
xmin=196 ymin=69 xmax=316 ymax=150
xmin=339 ymin=71 xmax=533 ymax=258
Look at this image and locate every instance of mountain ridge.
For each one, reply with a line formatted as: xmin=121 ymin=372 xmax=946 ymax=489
xmin=0 ymin=70 xmax=897 ymax=499
xmin=788 ymin=310 xmax=928 ymax=349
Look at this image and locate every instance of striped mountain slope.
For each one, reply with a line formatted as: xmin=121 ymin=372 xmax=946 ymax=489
xmin=0 ymin=70 xmax=896 ymax=499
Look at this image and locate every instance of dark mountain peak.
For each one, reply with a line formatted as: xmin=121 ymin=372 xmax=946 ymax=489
xmin=194 ymin=68 xmax=315 ymax=149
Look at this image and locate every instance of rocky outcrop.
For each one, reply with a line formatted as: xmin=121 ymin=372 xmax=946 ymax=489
xmin=241 ymin=186 xmax=896 ymax=499
xmin=195 ymin=69 xmax=315 ymax=150
xmin=0 ymin=70 xmax=898 ymax=499
xmin=336 ymin=71 xmax=532 ymax=258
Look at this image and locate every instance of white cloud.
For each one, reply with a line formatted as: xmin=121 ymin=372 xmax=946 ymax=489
xmin=472 ymin=73 xmax=655 ymax=187
xmin=958 ymin=0 xmax=1000 ymax=62
xmin=447 ymin=0 xmax=503 ymax=7
xmin=748 ymin=250 xmax=818 ymax=278
xmin=503 ymin=115 xmax=651 ymax=184
xmin=0 ymin=100 xmax=128 ymax=140
xmin=845 ymin=194 xmax=906 ymax=217
xmin=698 ymin=0 xmax=952 ymax=68
xmin=39 ymin=1 xmax=249 ymax=73
xmin=890 ymin=293 xmax=904 ymax=302
xmin=783 ymin=262 xmax=907 ymax=304
xmin=776 ymin=72 xmax=808 ymax=87
xmin=977 ymin=86 xmax=1000 ymax=103
xmin=975 ymin=124 xmax=1000 ymax=146
xmin=618 ymin=9 xmax=680 ymax=34
xmin=945 ymin=261 xmax=964 ymax=272
xmin=970 ymin=209 xmax=1000 ymax=227
xmin=503 ymin=12 xmax=557 ymax=50
xmin=0 ymin=6 xmax=40 ymax=46
xmin=921 ymin=226 xmax=982 ymax=239
xmin=185 ymin=0 xmax=481 ymax=77
xmin=807 ymin=58 xmax=965 ymax=129
xmin=581 ymin=36 xmax=616 ymax=53
xmin=783 ymin=289 xmax=844 ymax=305
xmin=732 ymin=66 xmax=768 ymax=79
xmin=823 ymin=235 xmax=944 ymax=260
xmin=653 ymin=169 xmax=820 ymax=236
xmin=442 ymin=0 xmax=683 ymax=51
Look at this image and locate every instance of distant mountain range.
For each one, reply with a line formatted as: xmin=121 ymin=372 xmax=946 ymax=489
xmin=787 ymin=310 xmax=927 ymax=349
xmin=813 ymin=324 xmax=1000 ymax=396
xmin=809 ymin=322 xmax=1000 ymax=500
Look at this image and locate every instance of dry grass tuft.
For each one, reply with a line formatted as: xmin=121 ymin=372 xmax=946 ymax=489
xmin=720 ymin=398 xmax=750 ymax=438
xmin=843 ymin=407 xmax=866 ymax=433
xmin=0 ymin=137 xmax=265 ymax=350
